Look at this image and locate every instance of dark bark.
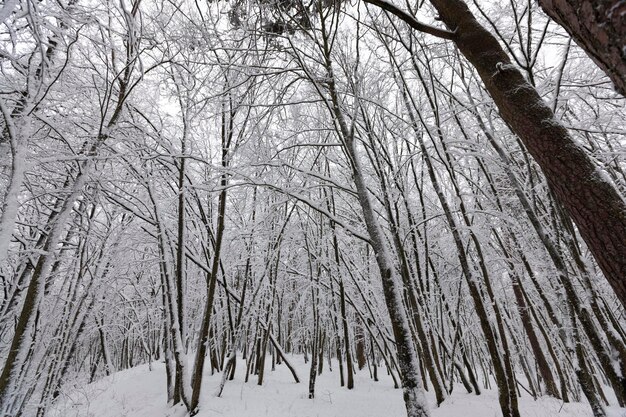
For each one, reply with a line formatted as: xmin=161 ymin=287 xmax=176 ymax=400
xmin=427 ymin=0 xmax=626 ymax=309
xmin=174 ymin=138 xmax=187 ymax=404
xmin=190 ymin=98 xmax=233 ymax=413
xmin=355 ymin=323 xmax=366 ymax=371
xmin=339 ymin=280 xmax=355 ymax=390
xmin=365 ymin=0 xmax=626 ymax=308
xmin=318 ymin=330 xmax=325 ymax=375
xmin=325 ymin=186 xmax=347 ymax=388
xmin=538 ymin=0 xmax=626 ymax=96
xmin=308 ymin=287 xmax=319 ymax=399
xmin=0 ymin=200 xmax=67 ymax=410
xmin=174 ymin=117 xmax=187 ymax=344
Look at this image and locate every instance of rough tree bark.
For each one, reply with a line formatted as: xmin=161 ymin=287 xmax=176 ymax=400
xmin=538 ymin=0 xmax=626 ymax=96
xmin=364 ymin=0 xmax=626 ymax=309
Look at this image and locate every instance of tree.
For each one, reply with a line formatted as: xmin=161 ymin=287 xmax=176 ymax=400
xmin=538 ymin=0 xmax=626 ymax=96
xmin=0 ymin=1 xmax=145 ymax=411
xmin=1 ymin=2 xmax=625 ymax=417
xmin=363 ymin=0 xmax=626 ymax=310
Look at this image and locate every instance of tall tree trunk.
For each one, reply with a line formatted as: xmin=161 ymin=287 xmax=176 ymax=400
xmin=428 ymin=0 xmax=626 ymax=308
xmin=318 ymin=39 xmax=430 ymax=415
xmin=174 ymin=135 xmax=187 ymax=403
xmin=339 ymin=280 xmax=355 ymax=390
xmin=190 ymin=98 xmax=232 ymax=413
xmin=394 ymin=74 xmax=518 ymax=416
xmin=365 ymin=0 xmax=626 ymax=308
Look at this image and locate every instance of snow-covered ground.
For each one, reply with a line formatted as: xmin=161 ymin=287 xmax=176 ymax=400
xmin=51 ymin=356 xmax=625 ymax=417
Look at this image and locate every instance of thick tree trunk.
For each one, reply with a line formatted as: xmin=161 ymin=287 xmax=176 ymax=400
xmin=367 ymin=0 xmax=626 ymax=311
xmin=538 ymin=0 xmax=626 ymax=96
xmin=424 ymin=0 xmax=626 ymax=309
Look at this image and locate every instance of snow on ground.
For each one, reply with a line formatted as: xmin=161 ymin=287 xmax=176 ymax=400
xmin=51 ymin=356 xmax=625 ymax=417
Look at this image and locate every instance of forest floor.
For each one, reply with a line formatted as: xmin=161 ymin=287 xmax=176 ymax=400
xmin=51 ymin=356 xmax=624 ymax=417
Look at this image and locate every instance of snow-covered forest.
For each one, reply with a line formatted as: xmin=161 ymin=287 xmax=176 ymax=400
xmin=0 ymin=1 xmax=625 ymax=416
